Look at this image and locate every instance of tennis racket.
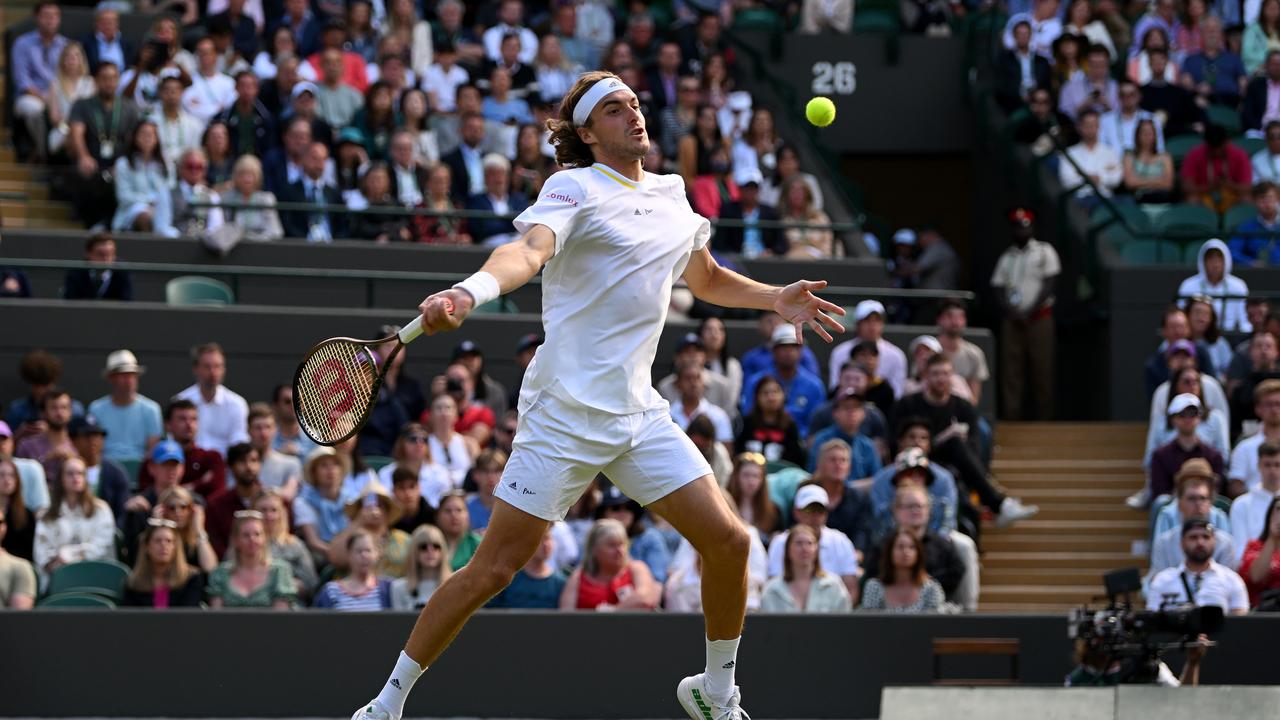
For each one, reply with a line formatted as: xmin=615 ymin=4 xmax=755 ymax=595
xmin=292 ymin=300 xmax=450 ymax=445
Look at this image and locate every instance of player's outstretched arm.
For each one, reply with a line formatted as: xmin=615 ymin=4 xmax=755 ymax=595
xmin=416 ymin=224 xmax=557 ymax=334
xmin=682 ymin=247 xmax=846 ymax=342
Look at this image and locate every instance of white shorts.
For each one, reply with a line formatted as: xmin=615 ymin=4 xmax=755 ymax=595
xmin=495 ymin=382 xmax=713 ymax=521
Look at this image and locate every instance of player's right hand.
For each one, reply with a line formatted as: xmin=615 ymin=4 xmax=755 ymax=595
xmin=419 ymin=288 xmax=472 ymax=334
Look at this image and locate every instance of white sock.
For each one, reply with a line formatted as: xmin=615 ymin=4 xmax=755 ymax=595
xmin=703 ymin=636 xmax=741 ymax=704
xmin=373 ymin=651 xmax=426 ymax=717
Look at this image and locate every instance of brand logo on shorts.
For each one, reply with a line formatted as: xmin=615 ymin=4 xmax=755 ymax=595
xmin=508 ymin=481 xmax=518 ymax=490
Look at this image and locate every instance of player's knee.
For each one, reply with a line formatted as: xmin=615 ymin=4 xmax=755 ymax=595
xmin=474 ymin=558 xmax=522 ymax=595
xmin=704 ymin=522 xmax=751 ymax=567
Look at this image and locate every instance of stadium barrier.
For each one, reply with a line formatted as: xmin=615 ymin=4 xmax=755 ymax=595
xmin=880 ymin=685 xmax=1280 ymax=720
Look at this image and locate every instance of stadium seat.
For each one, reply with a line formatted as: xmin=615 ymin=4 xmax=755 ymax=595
xmin=1205 ymin=105 xmax=1242 ymax=136
xmin=1184 ymin=243 xmax=1203 ymax=264
xmin=165 ymin=276 xmax=235 ymax=306
xmin=1153 ymin=204 xmax=1219 ymax=239
xmin=364 ymin=455 xmax=394 ymax=471
xmin=1222 ymin=203 xmax=1257 ymax=233
xmin=1089 ymin=203 xmax=1151 ymax=232
xmin=854 ymin=0 xmax=901 ymax=31
xmin=1236 ymin=136 xmax=1266 ymax=157
xmin=39 ymin=592 xmax=117 ymax=608
xmin=1165 ymin=135 xmax=1202 ymax=165
xmin=732 ymin=8 xmax=783 ymax=31
xmin=45 ymin=558 xmax=130 ymax=601
xmin=1120 ymin=239 xmax=1182 ymax=264
xmin=1099 ymin=224 xmax=1138 ymax=252
xmin=118 ymin=458 xmax=142 ymax=491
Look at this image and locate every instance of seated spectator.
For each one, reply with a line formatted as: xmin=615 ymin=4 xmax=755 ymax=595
xmin=808 ymin=393 xmax=881 ymax=482
xmin=294 ymin=447 xmax=350 ymax=566
xmin=5 ymin=351 xmax=80 ymax=437
xmin=120 ymin=442 xmax=202 ymax=566
xmin=1186 ymin=297 xmax=1235 ymax=385
xmin=870 ymin=444 xmax=960 ymax=542
xmin=595 ymin=485 xmax=671 ymax=584
xmin=0 ymin=458 xmax=35 ymax=561
xmin=348 ymin=163 xmax=411 ymax=243
xmin=698 ymin=318 xmax=744 ymax=404
xmin=156 ymin=486 xmax=219 ymax=576
xmin=64 ymin=234 xmax=133 ymax=302
xmin=1141 ymin=48 xmax=1204 ymax=138
xmin=47 ymin=42 xmax=95 ymax=160
xmin=280 ymin=142 xmax=347 ymax=241
xmin=1180 ymin=17 xmax=1246 ymax=108
xmin=862 ymin=482 xmax=964 ymax=597
xmin=1240 ymin=496 xmax=1280 ymax=606
xmin=727 ymin=453 xmax=781 ymax=544
xmin=1145 ymin=308 xmax=1220 ymax=396
xmin=1149 ymin=472 xmax=1236 ymax=587
xmin=1013 ymin=87 xmax=1079 ymax=151
xmin=451 ymin=339 xmax=508 ymax=423
xmin=464 ymin=449 xmax=504 ymax=532
xmin=314 ymin=530 xmax=394 ymax=610
xmin=183 ymin=38 xmax=237 ymax=124
xmin=389 ymin=463 xmax=435 ymax=534
xmin=0 ymin=267 xmax=31 ymax=298
xmin=12 ymin=3 xmax=68 ymax=161
xmin=465 ymin=154 xmax=528 ymax=246
xmin=761 ymin=145 xmax=824 ymax=213
xmin=377 ymin=429 xmax=449 ymax=513
xmin=412 ymin=164 xmax=472 ymax=243
xmin=313 ymin=49 xmax=364 ymax=130
xmin=663 ymin=551 xmax=706 ymax=613
xmin=1059 ymin=44 xmax=1118 ymax=121
xmin=381 ymin=0 xmax=432 ymax=77
xmin=804 ymin=440 xmax=873 ymax=548
xmin=1059 ymin=109 xmax=1123 ymax=205
xmin=1253 ymin=124 xmax=1280 ymax=185
xmin=687 ymin=416 xmax=734 ymax=488
xmin=741 ymin=327 xmax=826 ymax=437
xmin=112 ymin=120 xmax=172 ymax=234
xmin=996 ymin=20 xmax=1052 ymax=113
xmin=222 ymin=155 xmax=283 ymax=241
xmin=207 ymin=510 xmax=297 ymax=609
xmin=560 ymin=518 xmax=661 ymax=611
xmin=1154 ymin=459 xmax=1232 ymax=540
xmin=170 ymin=147 xmax=227 ymax=238
xmin=16 ymin=388 xmax=78 ymax=480
xmin=245 ymin=404 xmax=301 ymax=500
xmin=935 ymin=301 xmax=990 ymax=405
xmin=352 ymin=82 xmax=400 ymax=162
xmin=306 ymin=20 xmax=370 ymax=94
xmin=659 ymin=334 xmax=736 ymax=422
xmin=779 ymin=177 xmax=834 ymax=259
xmin=904 ymin=336 xmax=973 ymax=402
xmin=858 ymin=527 xmax=947 ymax=613
xmin=480 ymin=67 xmax=533 ymax=126
xmin=392 ymin=524 xmax=452 ymax=610
xmin=534 ymin=34 xmax=579 ymax=105
xmin=176 ymin=343 xmax=249 ymax=457
xmin=206 ymin=443 xmax=262 ymax=556
xmin=0 ymin=507 xmax=36 ymax=608
xmin=1129 ymin=26 xmax=1180 ymax=85
xmin=1183 ymin=126 xmax=1253 ymax=212
xmin=200 ymin=123 xmax=236 ymax=193
xmin=714 ymin=173 xmax=784 ymax=258
xmin=1122 ymin=118 xmax=1176 ymax=203
xmin=122 ymin=519 xmax=205 ymax=607
xmin=423 ymin=395 xmax=480 ymax=488
xmin=1230 ymin=333 xmax=1280 ymax=438
xmin=760 ymin=524 xmax=851 ymax=613
xmin=1229 ymin=182 xmax=1280 ymax=268
xmin=806 ymin=365 xmax=890 ymax=451
xmin=217 ymin=72 xmax=275 ymax=158
xmin=150 ymin=74 xmax=204 ymax=179
xmin=1150 ymin=395 xmax=1227 ymax=501
xmin=134 ymin=400 xmax=223 ymax=500
xmin=68 ymin=60 xmax=142 ymax=228
xmin=690 ymin=144 xmax=739 ymax=220
xmin=1179 ymin=239 xmax=1253 ymax=333
xmin=829 ymin=300 xmax=909 ymax=397
xmin=253 ymin=490 xmax=317 ymax=599
xmin=69 ymin=418 xmax=126 ymax=525
xmin=483 ymin=0 xmax=539 ymax=64
xmin=335 ymin=436 xmax=382 ymax=501
xmin=480 ymin=525 xmax=563 ymax=608
xmin=1244 ymin=17 xmax=1280 ymax=80
xmin=270 ymin=385 xmax=317 ymax=461
xmin=1147 ymin=517 xmax=1248 ymax=614
xmin=1146 ymin=373 xmax=1230 ymax=467
xmin=767 ymin=485 xmax=860 ymax=598
xmin=667 ymin=361 xmax=734 ymax=448
xmin=1230 ymin=381 xmax=1280 ymax=495
xmin=735 ymin=376 xmax=806 ymax=466
xmin=33 ymin=457 xmax=114 ymax=582
xmin=437 ymin=491 xmax=481 ymax=571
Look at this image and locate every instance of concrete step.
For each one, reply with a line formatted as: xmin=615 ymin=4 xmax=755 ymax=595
xmin=1 ymin=200 xmax=75 ymax=222
xmin=997 ymin=473 xmax=1143 ymax=489
xmin=994 ymin=446 xmax=1142 ymax=461
xmin=979 ymin=584 xmax=1111 ymax=604
xmin=1014 ymin=486 xmax=1137 ymax=501
xmin=985 ymin=519 xmax=1150 ymax=536
xmin=983 ymin=534 xmax=1146 ymax=552
xmin=992 ymin=459 xmax=1143 ymax=474
xmin=1024 ymin=504 xmax=1148 ymax=522
xmin=983 ymin=551 xmax=1147 ymax=570
xmin=983 ymin=566 xmax=1147 ymax=585
xmin=977 ymin=601 xmax=1081 ymax=614
xmin=0 ymin=179 xmax=48 ymax=200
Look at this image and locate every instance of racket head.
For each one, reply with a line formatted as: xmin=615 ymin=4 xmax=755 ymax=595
xmin=293 ymin=336 xmax=395 ymax=446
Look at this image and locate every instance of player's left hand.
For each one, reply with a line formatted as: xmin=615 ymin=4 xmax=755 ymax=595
xmin=775 ymin=280 xmax=846 ymax=343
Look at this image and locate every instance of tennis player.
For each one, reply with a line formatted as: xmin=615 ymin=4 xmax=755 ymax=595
xmin=353 ymin=71 xmax=844 ymax=720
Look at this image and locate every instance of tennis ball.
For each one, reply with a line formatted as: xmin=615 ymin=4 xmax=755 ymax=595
xmin=805 ymin=96 xmax=836 ymax=127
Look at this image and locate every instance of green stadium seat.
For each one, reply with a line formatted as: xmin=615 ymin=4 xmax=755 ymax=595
xmin=117 ymin=458 xmax=142 ymax=491
xmin=1206 ymin=105 xmax=1242 ymax=136
xmin=1099 ymin=224 xmax=1138 ymax=252
xmin=45 ymin=559 xmax=130 ymax=601
xmin=1090 ymin=203 xmax=1152 ymax=232
xmin=733 ymin=8 xmax=783 ymax=31
xmin=1120 ymin=239 xmax=1183 ymax=264
xmin=473 ymin=297 xmax=519 ymax=314
xmin=1153 ymin=204 xmax=1219 ymax=239
xmin=364 ymin=455 xmax=394 ymax=471
xmin=854 ymin=0 xmax=900 ymax=32
xmin=1222 ymin=203 xmax=1258 ymax=233
xmin=1165 ymin=135 xmax=1202 ymax=165
xmin=1236 ymin=136 xmax=1266 ymax=157
xmin=1184 ymin=242 xmax=1204 ymax=264
xmin=165 ymin=275 xmax=234 ymax=306
xmin=39 ymin=592 xmax=116 ymax=608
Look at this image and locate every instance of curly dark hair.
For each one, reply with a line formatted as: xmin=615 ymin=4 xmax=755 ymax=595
xmin=547 ymin=70 xmax=621 ymax=168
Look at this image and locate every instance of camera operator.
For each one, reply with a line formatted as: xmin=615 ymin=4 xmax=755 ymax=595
xmin=1065 ymin=632 xmax=1211 ymax=687
xmin=1147 ymin=517 xmax=1249 ymax=616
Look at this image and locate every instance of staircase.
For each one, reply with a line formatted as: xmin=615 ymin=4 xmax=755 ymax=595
xmin=979 ymin=422 xmax=1150 ymax=614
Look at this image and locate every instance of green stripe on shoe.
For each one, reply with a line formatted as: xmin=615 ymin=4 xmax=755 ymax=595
xmin=690 ymin=688 xmax=715 ymax=720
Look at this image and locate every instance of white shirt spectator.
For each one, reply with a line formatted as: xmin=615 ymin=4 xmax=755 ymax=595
xmin=1251 ymin=147 xmax=1280 ymax=184
xmin=33 ymin=499 xmax=116 ymax=584
xmin=482 ymin=24 xmax=539 ymax=64
xmin=767 ymin=526 xmax=859 ymax=578
xmin=1146 ymin=560 xmax=1249 ymax=613
xmin=15 ymin=458 xmax=49 ymax=514
xmin=1230 ymin=433 xmax=1275 ymax=493
xmin=670 ymin=534 xmax=767 ymax=610
xmin=182 ymin=71 xmax=237 ymax=124
xmin=422 ymin=62 xmax=469 ymax=113
xmin=151 ymin=109 xmax=207 ymax=180
xmin=1148 ymin=525 xmax=1236 ymax=587
xmin=1003 ymin=12 xmax=1063 ymax=58
xmin=1059 ymin=138 xmax=1124 ymax=197
xmin=1229 ymin=485 xmax=1280 ymax=565
xmin=670 ymin=398 xmax=733 ymax=443
xmin=428 ymin=433 xmax=472 ymax=488
xmin=826 ymin=337 xmax=909 ymax=397
xmin=206 ymin=0 xmax=265 ymax=31
xmin=1099 ymin=109 xmax=1164 ymax=153
xmin=377 ymin=461 xmax=451 ymax=508
xmin=259 ymin=448 xmax=302 ymax=493
xmin=547 ymin=520 xmax=580 ymax=573
xmin=1149 ymin=374 xmax=1230 ymax=438
xmin=175 ymin=384 xmax=250 ymax=456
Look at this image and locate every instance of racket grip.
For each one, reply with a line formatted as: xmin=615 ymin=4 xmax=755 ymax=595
xmin=398 ymin=316 xmax=424 ymax=344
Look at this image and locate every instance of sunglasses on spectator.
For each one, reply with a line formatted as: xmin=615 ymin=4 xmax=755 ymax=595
xmin=184 ymin=162 xmax=207 ymax=171
xmin=418 ymin=543 xmax=443 ymax=551
xmin=147 ymin=517 xmax=179 ymax=529
xmin=406 ymin=435 xmax=429 ymax=444
xmin=234 ymin=509 xmax=265 ymax=520
xmin=165 ymin=502 xmax=191 ymax=511
xmin=1174 ymin=409 xmax=1200 ymax=418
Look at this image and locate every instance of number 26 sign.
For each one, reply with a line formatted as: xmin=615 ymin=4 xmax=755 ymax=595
xmin=811 ymin=61 xmax=856 ymax=95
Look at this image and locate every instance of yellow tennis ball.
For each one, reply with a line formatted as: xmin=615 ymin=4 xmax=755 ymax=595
xmin=805 ymin=96 xmax=836 ymax=127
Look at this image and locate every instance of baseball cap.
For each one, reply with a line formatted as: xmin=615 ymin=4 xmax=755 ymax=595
xmin=102 ymin=349 xmax=145 ymax=376
xmin=854 ymin=300 xmax=886 ymax=323
xmin=794 ymin=484 xmax=830 ymax=510
xmin=677 ymin=332 xmax=705 ymax=352
xmin=452 ymin=340 xmax=482 ymax=360
xmin=516 ymin=333 xmax=543 ymax=354
xmin=736 ymin=167 xmax=764 ymax=188
xmin=337 ymin=126 xmax=367 ymax=147
xmin=770 ymin=324 xmax=802 ymax=347
xmin=1166 ymin=339 xmax=1196 ymax=357
xmin=150 ymin=439 xmax=185 ymax=465
xmin=595 ymin=484 xmax=644 ymax=518
xmin=291 ymin=81 xmax=319 ymax=99
xmin=0 ymin=421 xmax=11 ymax=438
xmin=893 ymin=228 xmax=917 ymax=246
xmin=908 ymin=335 xmax=943 ymax=356
xmin=68 ymin=417 xmax=107 ymax=438
xmin=893 ymin=447 xmax=930 ymax=476
xmin=833 ymin=387 xmax=865 ymax=405
xmin=1181 ymin=516 xmax=1213 ymax=537
xmin=1168 ymin=393 xmax=1202 ymax=416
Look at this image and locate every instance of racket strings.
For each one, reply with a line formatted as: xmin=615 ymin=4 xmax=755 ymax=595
xmin=295 ymin=340 xmax=380 ymax=444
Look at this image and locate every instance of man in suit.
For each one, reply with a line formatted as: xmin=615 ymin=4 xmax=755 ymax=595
xmin=464 ymin=153 xmax=528 ymax=245
xmin=442 ymin=112 xmax=491 ymax=203
xmin=280 ymin=142 xmax=347 ymax=241
xmin=217 ymin=71 xmax=276 ymax=158
xmin=263 ymin=116 xmax=313 ymax=195
xmin=388 ymin=130 xmax=430 ymax=206
xmin=208 ymin=0 xmax=259 ymax=63
xmin=645 ymin=41 xmax=686 ymax=112
xmin=1243 ymin=50 xmax=1280 ymax=134
xmin=714 ymin=173 xmax=784 ymax=257
xmin=62 ymin=232 xmax=133 ymax=301
xmin=996 ymin=20 xmax=1051 ymax=113
xmin=271 ymin=0 xmax=323 ymax=59
xmin=80 ymin=7 xmax=135 ymax=75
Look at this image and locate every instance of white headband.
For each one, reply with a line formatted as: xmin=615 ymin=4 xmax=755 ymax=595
xmin=572 ymin=77 xmax=630 ymax=127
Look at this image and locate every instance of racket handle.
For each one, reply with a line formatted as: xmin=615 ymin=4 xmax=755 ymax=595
xmin=398 ymin=316 xmax=424 ymax=344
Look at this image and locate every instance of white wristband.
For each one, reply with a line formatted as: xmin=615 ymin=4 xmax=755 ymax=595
xmin=453 ymin=271 xmax=501 ymax=308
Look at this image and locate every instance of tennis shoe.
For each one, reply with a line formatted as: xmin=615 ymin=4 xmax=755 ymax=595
xmin=351 ymin=700 xmax=398 ymax=720
xmin=677 ymin=673 xmax=750 ymax=720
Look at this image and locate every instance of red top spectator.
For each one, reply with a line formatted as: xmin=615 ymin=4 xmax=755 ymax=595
xmin=1238 ymin=496 xmax=1280 ymax=607
xmin=205 ymin=444 xmax=262 ymax=557
xmin=138 ymin=400 xmax=226 ymax=499
xmin=420 ymin=363 xmax=495 ymax=446
xmin=306 ymin=21 xmax=369 ymax=94
xmin=1180 ymin=124 xmax=1252 ymax=211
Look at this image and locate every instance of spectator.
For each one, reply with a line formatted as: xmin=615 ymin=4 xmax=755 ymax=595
xmin=80 ymin=7 xmax=133 ymax=84
xmin=805 ymin=439 xmax=874 ymax=548
xmin=217 ymin=72 xmax=275 ymax=158
xmin=678 ymin=104 xmax=728 ymax=190
xmin=412 ymin=164 xmax=472 ymax=243
xmin=280 ymin=142 xmax=346 ymax=241
xmin=735 ymin=375 xmax=805 ymax=466
xmin=33 ymin=457 xmax=114 ymax=582
xmin=798 ymin=0 xmax=853 ymax=32
xmin=68 ymin=417 xmax=126 ymax=525
xmin=272 ymin=0 xmax=322 ymax=59
xmin=1230 ymin=332 xmax=1280 ymax=438
xmin=174 ymin=343 xmax=248 ymax=456
xmin=313 ymin=50 xmax=364 ymax=130
xmin=64 ymin=232 xmax=133 ymax=303
xmin=170 ymin=147 xmax=226 ymax=237
xmin=935 ymin=300 xmax=990 ymax=404
xmin=664 ymin=552 xmax=706 ymax=613
xmin=1146 ymin=372 xmax=1230 ymax=467
xmin=1179 ymin=239 xmax=1253 ymax=333
xmin=206 ymin=443 xmax=262 ymax=557
xmin=688 ymin=415 xmax=734 ymax=488
xmin=0 ymin=457 xmax=36 ymax=561
xmin=1062 ymin=0 xmax=1118 ymax=58
xmin=997 ymin=21 xmax=1052 ymax=113
xmin=697 ymin=318 xmax=743 ymax=403
xmin=294 ymin=446 xmax=350 ymax=566
xmin=399 ymin=89 xmax=439 ymax=168
xmin=870 ymin=444 xmax=960 ymax=542
xmin=741 ymin=326 xmax=826 ymax=438
xmin=1048 ymin=34 xmax=1084 ymax=99
xmin=1145 ymin=308 xmax=1219 ymax=396
xmin=0 ymin=506 xmax=36 ymax=609
xmin=384 ymin=130 xmax=428 ymax=208
xmin=1183 ymin=125 xmax=1253 ymax=212
xmin=482 ymin=0 xmax=539 ymax=65
xmin=1254 ymin=123 xmax=1280 ymax=185
xmin=352 ymin=82 xmax=401 ymax=162
xmin=330 ymin=483 xmax=410 ymax=578
xmin=390 ymin=466 xmax=436 ymax=534
xmin=437 ymin=492 xmax=481 ymax=571
xmin=222 ymin=154 xmax=284 ymax=241
xmin=1121 ymin=118 xmax=1176 ymax=203
xmin=1129 ymin=26 xmax=1180 ymax=85
xmin=1229 ymin=182 xmax=1280 ymax=267
xmin=465 ymin=153 xmax=528 ymax=245
xmin=1244 ymin=3 xmax=1280 ymax=76
xmin=207 ymin=510 xmax=297 ymax=609
xmin=271 ymin=385 xmax=317 ymax=460
xmin=742 ymin=312 xmax=820 ymax=383
xmin=1153 ymin=391 xmax=1231 ymax=499
xmin=1240 ymin=496 xmax=1280 ymax=606
xmin=392 ymin=524 xmax=452 ymax=610
xmin=12 ymin=2 xmax=68 ymax=161
xmin=778 ymin=177 xmax=834 ymax=259
xmin=16 ymin=389 xmax=77 ymax=479
xmin=479 ymin=63 xmax=535 ymax=125
xmin=760 ymin=524 xmax=851 ymax=612
xmin=992 ymin=208 xmax=1060 ymax=420
xmin=858 ymin=527 xmax=947 ymax=613
xmin=828 ymin=300 xmax=909 ymax=397
xmin=904 ymin=336 xmax=973 ymax=401
xmin=464 ymin=449 xmax=504 ymax=532
xmin=242 ymin=405 xmax=299 ymax=501
xmin=1154 ymin=459 xmax=1232 ymax=539
xmin=429 ymin=0 xmax=485 ymax=66
xmin=1013 ymin=87 xmax=1078 ymax=152
xmin=436 ymin=363 xmax=497 ymax=449
xmin=1147 ymin=518 xmax=1248 ymax=614
xmin=1003 ymin=0 xmax=1064 ymax=57
xmin=381 ymin=0 xmax=432 ymax=78
xmin=1186 ymin=297 xmax=1235 ymax=383
xmin=862 ymin=483 xmax=964 ymax=600
xmin=1149 ymin=473 xmax=1236 ymax=585
xmin=68 ymin=61 xmax=142 ymax=226
xmin=111 ymin=120 xmax=171 ymax=233
xmin=6 ymin=352 xmax=77 ymax=438
xmin=1180 ymin=17 xmax=1246 ymax=109
xmin=669 ymin=361 xmax=734 ymax=448
xmin=1141 ymin=47 xmax=1204 ymax=138
xmin=1230 ymin=443 xmax=1280 ymax=566
xmin=1231 ymin=381 xmax=1280 ymax=494
xmin=252 ymin=490 xmax=317 ymax=599
xmin=200 ymin=123 xmax=236 ymax=193
xmin=808 ymin=391 xmax=881 ymax=482
xmin=560 ymin=518 xmax=661 ymax=611
xmin=348 ymin=163 xmax=410 ymax=243
xmin=1101 ymin=82 xmax=1164 ymax=154
xmin=423 ymin=40 xmax=469 ymax=115
xmin=424 ymin=394 xmax=481 ymax=487
xmin=714 ymin=173 xmax=784 ymax=258
xmin=47 ymin=42 xmax=95 ymax=160
xmin=121 ymin=519 xmax=205 ymax=607
xmin=1059 ymin=44 xmax=1119 ymax=121
xmin=442 ymin=112 xmax=491 ymax=204
xmin=768 ymin=485 xmax=860 ymax=598
xmin=183 ymin=38 xmax=237 ymax=124
xmin=727 ymin=452 xmax=781 ymax=545
xmin=118 ymin=439 xmax=180 ymax=553
xmin=659 ymin=334 xmax=737 ymax=421
xmin=1059 ymin=109 xmax=1123 ymax=204
xmin=595 ymin=484 xmax=672 ymax=583
xmin=306 ymin=20 xmax=370 ymax=94
xmin=511 ymin=123 xmax=554 ymax=199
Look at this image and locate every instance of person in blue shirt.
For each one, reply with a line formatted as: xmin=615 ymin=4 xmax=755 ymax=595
xmin=595 ymin=484 xmax=671 ymax=583
xmin=741 ymin=324 xmax=827 ymax=438
xmin=1180 ymin=17 xmax=1247 ymax=109
xmin=1229 ymin=181 xmax=1280 ymax=267
xmin=6 ymin=350 xmax=84 ymax=435
xmin=869 ymin=441 xmax=959 ymax=543
xmin=87 ymin=350 xmax=163 ymax=462
xmin=808 ymin=389 xmax=881 ymax=481
xmin=741 ymin=311 xmax=821 ymax=381
xmin=487 ymin=526 xmax=567 ymax=609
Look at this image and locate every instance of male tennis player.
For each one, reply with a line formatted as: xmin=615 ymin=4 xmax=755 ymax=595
xmin=353 ymin=71 xmax=844 ymax=720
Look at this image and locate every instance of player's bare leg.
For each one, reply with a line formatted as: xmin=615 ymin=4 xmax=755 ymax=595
xmin=647 ymin=475 xmax=752 ymax=718
xmin=354 ymin=500 xmax=549 ymax=720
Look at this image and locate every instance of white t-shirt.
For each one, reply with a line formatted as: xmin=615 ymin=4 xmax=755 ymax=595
xmin=422 ymin=63 xmax=469 ymax=113
xmin=1230 ymin=432 xmax=1278 ymax=491
xmin=1146 ymin=561 xmax=1248 ymax=613
xmin=427 ymin=434 xmax=472 ymax=488
xmin=513 ymin=165 xmax=711 ymax=414
xmin=377 ymin=461 xmax=452 ymax=508
xmin=766 ymin=526 xmax=859 ymax=578
xmin=670 ymin=397 xmax=733 ymax=443
xmin=991 ymin=239 xmax=1061 ymax=314
xmin=1229 ymin=485 xmax=1280 ymax=565
xmin=182 ymin=71 xmax=237 ymax=123
xmin=174 ymin=384 xmax=250 ymax=456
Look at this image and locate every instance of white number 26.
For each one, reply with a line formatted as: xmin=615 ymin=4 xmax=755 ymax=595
xmin=811 ymin=61 xmax=856 ymax=95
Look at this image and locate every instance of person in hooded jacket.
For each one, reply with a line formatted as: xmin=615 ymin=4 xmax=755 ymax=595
xmin=1177 ymin=238 xmax=1252 ymax=333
